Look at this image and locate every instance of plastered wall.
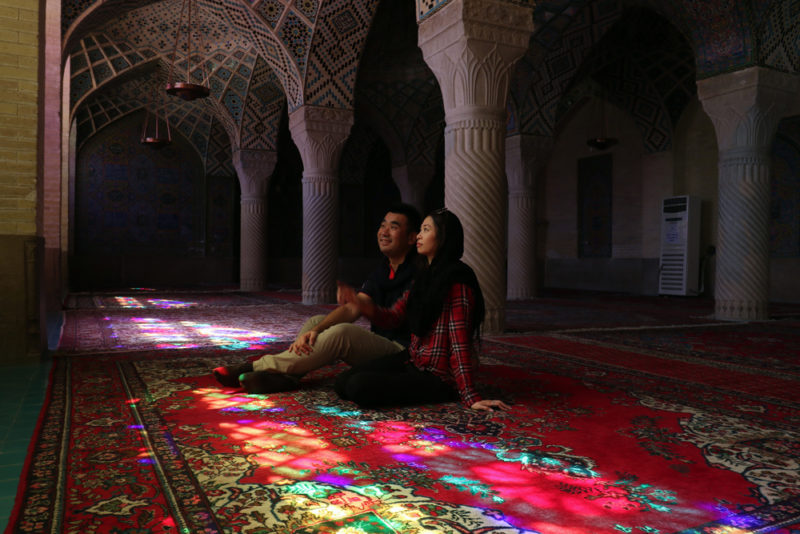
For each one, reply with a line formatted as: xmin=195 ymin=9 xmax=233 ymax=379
xmin=0 ymin=0 xmax=43 ymax=360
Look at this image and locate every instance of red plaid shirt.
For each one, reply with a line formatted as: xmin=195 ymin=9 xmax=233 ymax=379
xmin=372 ymin=283 xmax=482 ymax=407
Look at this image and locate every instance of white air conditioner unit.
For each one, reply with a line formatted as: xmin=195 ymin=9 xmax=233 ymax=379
xmin=658 ymin=195 xmax=700 ymax=296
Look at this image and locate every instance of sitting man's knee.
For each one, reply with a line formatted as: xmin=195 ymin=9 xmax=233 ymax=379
xmin=320 ymin=322 xmax=362 ymax=346
xmin=302 ymin=315 xmax=327 ymax=330
xmin=325 ymin=322 xmax=360 ymax=335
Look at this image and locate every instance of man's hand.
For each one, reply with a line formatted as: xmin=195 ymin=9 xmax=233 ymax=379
xmin=289 ymin=330 xmax=318 ymax=355
xmin=337 ymin=282 xmax=358 ymax=306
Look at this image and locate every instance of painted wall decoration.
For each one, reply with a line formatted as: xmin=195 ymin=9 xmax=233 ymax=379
xmin=75 ymin=112 xmax=211 ymax=256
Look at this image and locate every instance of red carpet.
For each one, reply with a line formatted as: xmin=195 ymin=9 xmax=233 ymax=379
xmin=490 ymin=329 xmax=800 ymax=404
xmin=7 ymin=337 xmax=800 ymax=533
xmin=560 ymin=320 xmax=800 ymax=381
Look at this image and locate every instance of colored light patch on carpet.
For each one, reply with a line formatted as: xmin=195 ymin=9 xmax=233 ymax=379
xmin=119 ymin=317 xmax=279 ymax=349
xmin=57 ymin=304 xmax=332 ymax=352
xmin=11 ymin=344 xmax=800 ymax=533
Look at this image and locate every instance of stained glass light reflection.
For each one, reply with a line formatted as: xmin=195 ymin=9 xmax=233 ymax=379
xmin=114 ymin=317 xmax=279 ymax=349
xmin=115 ymin=296 xmax=197 ymax=308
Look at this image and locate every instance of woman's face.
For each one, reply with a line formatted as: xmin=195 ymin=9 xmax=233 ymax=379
xmin=416 ymin=215 xmax=439 ymax=262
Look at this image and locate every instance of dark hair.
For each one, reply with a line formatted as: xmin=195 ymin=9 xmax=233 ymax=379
xmin=427 ymin=207 xmax=463 ymax=266
xmin=386 ymin=202 xmax=421 ymax=236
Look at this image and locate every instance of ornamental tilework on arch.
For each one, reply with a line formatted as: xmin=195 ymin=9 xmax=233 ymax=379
xmin=253 ymin=0 xmax=284 ymax=28
xmin=303 ymin=0 xmax=379 ymax=109
xmin=277 ymin=11 xmax=313 ymax=72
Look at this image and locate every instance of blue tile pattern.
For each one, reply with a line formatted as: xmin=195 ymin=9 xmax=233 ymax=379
xmin=253 ymin=0 xmax=284 ymax=29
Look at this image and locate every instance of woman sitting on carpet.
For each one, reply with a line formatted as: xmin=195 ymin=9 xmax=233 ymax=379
xmin=335 ymin=208 xmax=511 ymax=413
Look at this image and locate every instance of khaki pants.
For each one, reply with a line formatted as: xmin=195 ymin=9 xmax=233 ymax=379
xmin=252 ymin=315 xmax=404 ymax=376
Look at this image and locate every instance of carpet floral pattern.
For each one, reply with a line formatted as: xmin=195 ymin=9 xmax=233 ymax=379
xmin=9 ymin=340 xmax=800 ymax=533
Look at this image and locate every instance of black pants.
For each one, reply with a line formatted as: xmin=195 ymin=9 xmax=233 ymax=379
xmin=334 ymin=350 xmax=458 ymax=408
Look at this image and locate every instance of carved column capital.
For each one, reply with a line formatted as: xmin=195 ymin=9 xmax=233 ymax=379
xmin=418 ymin=0 xmax=534 ymax=121
xmin=289 ymin=105 xmax=354 ymax=174
xmin=232 ymin=149 xmax=278 ymax=199
xmin=697 ymin=66 xmax=800 ymax=152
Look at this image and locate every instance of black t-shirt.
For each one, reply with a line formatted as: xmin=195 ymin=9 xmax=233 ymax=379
xmin=358 ymin=255 xmax=418 ymax=346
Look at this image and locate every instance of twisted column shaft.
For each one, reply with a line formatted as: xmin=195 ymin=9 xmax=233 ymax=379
xmin=419 ymin=0 xmax=533 ymax=333
xmin=289 ymin=105 xmax=354 ymax=304
xmin=232 ymin=149 xmax=277 ymax=291
xmin=445 ymin=118 xmax=507 ymax=331
xmin=715 ymin=148 xmax=771 ymax=319
xmin=506 ymin=134 xmax=551 ymax=300
xmin=698 ymin=67 xmax=800 ymax=320
xmin=301 ymin=175 xmax=339 ymax=303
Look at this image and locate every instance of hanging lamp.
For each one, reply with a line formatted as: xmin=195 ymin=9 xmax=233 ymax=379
xmin=166 ymin=0 xmax=210 ymax=101
xmin=141 ymin=83 xmax=172 ymax=148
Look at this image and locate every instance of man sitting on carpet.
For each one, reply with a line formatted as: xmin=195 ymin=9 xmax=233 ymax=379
xmin=213 ymin=202 xmax=421 ymax=394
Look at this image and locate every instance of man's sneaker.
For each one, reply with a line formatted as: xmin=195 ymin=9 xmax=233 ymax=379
xmin=212 ymin=361 xmax=254 ymax=388
xmin=240 ymin=371 xmax=300 ymax=394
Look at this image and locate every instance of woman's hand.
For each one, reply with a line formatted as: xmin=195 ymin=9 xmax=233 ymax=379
xmin=471 ymin=399 xmax=511 ymax=412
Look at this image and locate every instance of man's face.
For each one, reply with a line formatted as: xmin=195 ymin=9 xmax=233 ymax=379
xmin=377 ymin=211 xmax=416 ymax=258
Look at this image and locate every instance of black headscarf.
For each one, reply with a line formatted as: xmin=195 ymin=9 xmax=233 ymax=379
xmin=406 ymin=209 xmax=485 ymax=339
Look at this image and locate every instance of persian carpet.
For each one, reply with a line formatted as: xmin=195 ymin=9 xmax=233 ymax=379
xmin=503 ymin=293 xmax=721 ymax=333
xmin=7 ymin=340 xmax=800 ymax=534
xmin=555 ymin=320 xmax=800 ymax=381
xmin=505 ymin=292 xmax=800 ymax=333
xmin=57 ymin=304 xmax=334 ymax=353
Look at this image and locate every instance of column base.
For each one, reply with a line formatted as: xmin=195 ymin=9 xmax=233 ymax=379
xmin=507 ymin=288 xmax=538 ymax=300
xmin=714 ymin=299 xmax=768 ymax=321
xmin=303 ymin=288 xmax=336 ymax=305
xmin=482 ymin=307 xmax=505 ymax=335
xmin=240 ymin=278 xmax=265 ymax=292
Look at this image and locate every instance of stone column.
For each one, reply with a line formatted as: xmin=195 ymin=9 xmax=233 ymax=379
xmin=418 ymin=0 xmax=534 ymax=333
xmin=697 ymin=67 xmax=800 ymax=320
xmin=232 ymin=149 xmax=277 ymax=291
xmin=289 ymin=105 xmax=354 ymax=304
xmin=506 ymin=134 xmax=552 ymax=300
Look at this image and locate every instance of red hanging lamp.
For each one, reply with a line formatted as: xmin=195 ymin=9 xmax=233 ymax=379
xmin=141 ymin=83 xmax=172 ymax=148
xmin=166 ymin=0 xmax=210 ymax=101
